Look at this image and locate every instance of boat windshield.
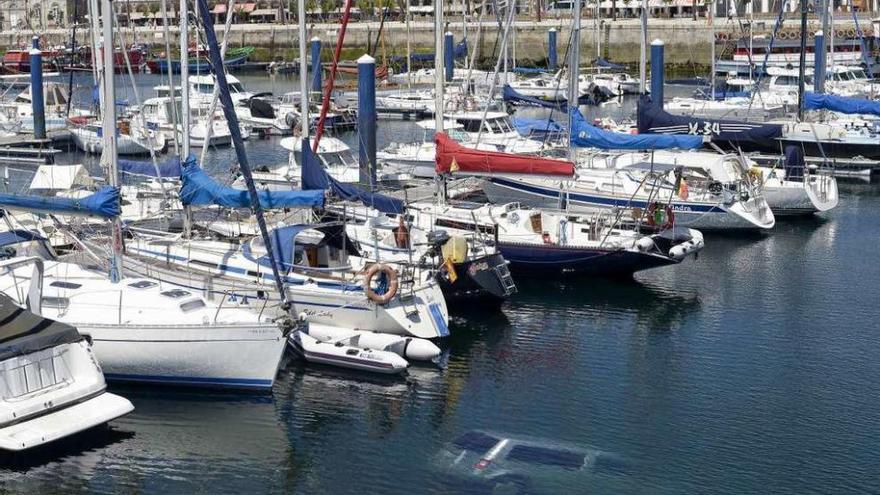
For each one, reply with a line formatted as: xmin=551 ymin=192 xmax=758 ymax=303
xmin=321 ymin=150 xmax=355 ymax=167
xmin=486 ymin=117 xmax=514 ymax=133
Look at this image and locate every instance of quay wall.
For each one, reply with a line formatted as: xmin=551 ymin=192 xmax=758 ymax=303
xmin=0 ymin=18 xmax=874 ymax=67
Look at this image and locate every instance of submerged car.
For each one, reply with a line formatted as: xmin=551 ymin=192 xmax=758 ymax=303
xmin=437 ymin=430 xmax=631 ymax=494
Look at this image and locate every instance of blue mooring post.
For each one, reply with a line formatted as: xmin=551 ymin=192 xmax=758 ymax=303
xmin=650 ymin=39 xmax=665 ymax=108
xmin=814 ymin=31 xmax=826 ymax=93
xmin=357 ymin=54 xmax=377 ymax=189
xmin=310 ymin=37 xmax=322 ymax=93
xmin=548 ymin=28 xmax=558 ymax=71
xmin=29 ymin=36 xmax=46 ymax=139
xmin=444 ymin=31 xmax=454 ymax=82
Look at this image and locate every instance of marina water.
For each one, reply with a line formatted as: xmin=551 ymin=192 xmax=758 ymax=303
xmin=1 ymin=74 xmax=879 ymax=494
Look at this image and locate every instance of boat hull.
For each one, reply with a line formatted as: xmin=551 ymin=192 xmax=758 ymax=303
xmin=483 ymin=177 xmax=774 ymax=231
xmin=498 ymin=242 xmax=677 ymax=277
xmin=80 ymin=324 xmax=286 ymax=391
xmin=437 ymin=254 xmax=516 ymax=308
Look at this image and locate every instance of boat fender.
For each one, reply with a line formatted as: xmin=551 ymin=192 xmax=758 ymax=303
xmin=669 ymin=242 xmax=692 ymax=260
xmin=646 ymin=203 xmax=674 ymax=230
xmin=635 ymin=236 xmax=655 ymax=252
xmin=364 ymin=264 xmax=399 ymax=304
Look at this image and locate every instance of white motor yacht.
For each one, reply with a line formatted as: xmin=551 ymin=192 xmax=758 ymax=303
xmin=0 ymin=291 xmax=133 ymax=452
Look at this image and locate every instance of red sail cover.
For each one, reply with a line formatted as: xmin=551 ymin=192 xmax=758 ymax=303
xmin=434 ymin=133 xmax=574 ymax=176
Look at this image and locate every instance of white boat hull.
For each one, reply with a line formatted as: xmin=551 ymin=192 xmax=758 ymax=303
xmin=482 ymin=177 xmax=775 ymax=231
xmin=81 ymin=323 xmax=286 ymax=390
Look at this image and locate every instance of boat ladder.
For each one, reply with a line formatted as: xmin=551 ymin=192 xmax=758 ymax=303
xmin=396 ymin=266 xmax=420 ymax=317
xmin=495 ymin=262 xmax=518 ymax=296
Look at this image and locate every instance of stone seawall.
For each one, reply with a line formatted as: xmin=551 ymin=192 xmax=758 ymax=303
xmin=1 ymin=17 xmax=873 ymax=67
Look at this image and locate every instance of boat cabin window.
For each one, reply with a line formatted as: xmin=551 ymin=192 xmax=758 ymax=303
xmin=129 ymin=280 xmax=158 ymax=289
xmin=229 ymin=82 xmax=245 ymax=93
xmin=41 ymin=296 xmax=69 ymax=309
xmin=161 ymin=289 xmax=191 ymax=299
xmin=163 ymin=100 xmax=184 ymax=121
xmin=179 ymin=299 xmax=207 ymax=313
xmin=50 ymin=281 xmax=81 ymax=290
xmin=194 ymin=83 xmax=214 ymax=94
xmin=457 ymin=118 xmax=484 ymax=133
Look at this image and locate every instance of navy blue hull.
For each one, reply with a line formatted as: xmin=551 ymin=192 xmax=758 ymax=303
xmin=498 ymin=243 xmax=678 ymax=277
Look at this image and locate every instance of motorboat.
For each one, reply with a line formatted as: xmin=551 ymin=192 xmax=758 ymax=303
xmin=0 ymin=291 xmax=133 ymax=452
xmin=506 ymin=73 xmax=568 ymax=100
xmin=188 ymin=74 xmax=290 ymax=133
xmin=68 ymin=116 xmax=166 ymax=155
xmin=122 ymin=222 xmax=451 ymax=339
xmin=139 ymin=95 xmax=236 ymax=148
xmin=0 ymin=232 xmax=288 ymax=391
xmin=0 ymin=83 xmax=70 ymax=133
xmin=376 ymin=88 xmax=436 ymax=119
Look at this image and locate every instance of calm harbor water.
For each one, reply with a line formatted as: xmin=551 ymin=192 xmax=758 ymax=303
xmin=1 ymin=74 xmax=879 ymax=493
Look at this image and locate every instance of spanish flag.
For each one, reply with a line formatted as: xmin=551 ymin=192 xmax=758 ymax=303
xmin=443 ymin=257 xmax=458 ymax=283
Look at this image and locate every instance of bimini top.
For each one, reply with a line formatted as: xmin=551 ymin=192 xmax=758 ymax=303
xmin=0 ymin=293 xmax=83 ymax=361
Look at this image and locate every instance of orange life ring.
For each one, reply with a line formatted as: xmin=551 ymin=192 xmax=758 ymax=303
xmin=646 ymin=202 xmax=675 ymax=230
xmin=364 ymin=264 xmax=399 ymax=305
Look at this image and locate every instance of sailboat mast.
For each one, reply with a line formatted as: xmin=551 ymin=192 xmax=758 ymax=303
xmin=639 ymin=0 xmax=647 ymax=94
xmin=298 ymin=0 xmax=309 ymax=137
xmin=405 ymin=0 xmax=412 ymax=89
xmin=180 ymin=0 xmax=191 ymax=157
xmin=434 ymin=0 xmax=444 ymax=133
xmin=797 ymin=0 xmax=807 ymax=120
xmin=101 ymin=0 xmax=123 ymax=283
xmin=567 ymin=0 xmax=581 ymax=162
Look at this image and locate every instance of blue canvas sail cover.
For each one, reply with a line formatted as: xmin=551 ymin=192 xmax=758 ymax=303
xmin=299 ymin=140 xmax=404 ymax=214
xmin=804 ymin=92 xmax=880 ymax=117
xmin=637 ymin=96 xmax=783 ymax=145
xmin=512 ymin=116 xmax=566 ymax=137
xmin=0 ymin=186 xmax=120 ymax=218
xmin=180 ymin=158 xmax=324 ymax=209
xmin=502 ymin=85 xmax=567 ymax=110
xmin=570 ymin=108 xmax=703 ymax=150
xmin=119 ymin=156 xmax=183 ymax=178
